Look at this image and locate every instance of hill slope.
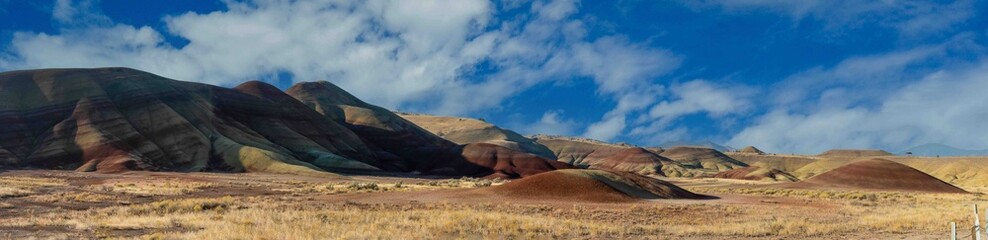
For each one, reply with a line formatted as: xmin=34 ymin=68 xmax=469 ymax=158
xmin=483 ymin=169 xmax=707 ymax=202
xmin=398 ymin=113 xmax=556 ymax=159
xmin=286 ymin=81 xmax=568 ymax=178
xmin=0 ymin=68 xmax=378 ymax=175
xmin=658 ymin=146 xmax=748 ymax=171
xmin=796 ymin=158 xmax=967 ymax=193
xmin=0 ymin=68 xmax=566 ymax=178
xmin=532 ymin=135 xmax=697 ymax=176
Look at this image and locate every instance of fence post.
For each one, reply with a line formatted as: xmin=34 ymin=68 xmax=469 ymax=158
xmin=976 ymin=204 xmax=982 ymax=240
xmin=952 ymin=222 xmax=957 ymax=240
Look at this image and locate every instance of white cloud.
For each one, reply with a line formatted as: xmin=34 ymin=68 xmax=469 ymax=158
xmin=729 ymin=54 xmax=988 ymax=154
xmin=53 ymin=0 xmax=110 ymax=26
xmin=0 ymin=0 xmax=687 ymax=130
xmin=688 ymin=0 xmax=975 ymax=36
xmin=513 ymin=110 xmax=580 ymax=136
xmin=770 ymin=44 xmax=945 ymax=107
xmin=584 ymin=115 xmax=625 ymax=141
xmin=648 ymin=80 xmax=753 ymax=120
xmin=627 ymin=80 xmax=754 ymax=144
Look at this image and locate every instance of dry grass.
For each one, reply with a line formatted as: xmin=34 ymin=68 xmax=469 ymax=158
xmin=27 ymin=191 xmax=118 ymax=203
xmin=0 ymin=176 xmax=67 ymax=198
xmin=0 ymin=171 xmax=979 ymax=239
xmin=686 ymin=185 xmax=988 ymax=234
xmin=86 ymin=181 xmax=214 ymax=196
xmin=278 ymin=177 xmax=506 ymax=195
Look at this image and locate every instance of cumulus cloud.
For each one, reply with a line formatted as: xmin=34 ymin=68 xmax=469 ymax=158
xmin=729 ymin=43 xmax=988 ymax=154
xmin=512 ymin=110 xmax=580 ymax=136
xmin=0 ymin=0 xmax=683 ymax=126
xmin=627 ymin=80 xmax=754 ymax=143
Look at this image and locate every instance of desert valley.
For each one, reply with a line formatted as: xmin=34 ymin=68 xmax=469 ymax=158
xmin=1 ymin=68 xmax=986 ymax=239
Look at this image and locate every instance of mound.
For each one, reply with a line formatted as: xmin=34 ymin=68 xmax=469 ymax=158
xmin=738 ymin=146 xmax=765 ymax=155
xmin=399 ymin=114 xmax=556 ymax=159
xmin=891 ymin=157 xmax=988 ymax=187
xmin=659 ymin=147 xmax=748 ymax=171
xmin=798 ymin=159 xmax=967 ymax=193
xmin=484 ymin=169 xmax=706 ymax=202
xmin=533 ymin=136 xmax=690 ymax=176
xmin=449 ymin=143 xmax=572 ymax=178
xmin=817 ymin=149 xmax=894 ymax=158
xmin=286 ymin=81 xmax=567 ymax=178
xmin=711 ymin=166 xmax=798 ymax=182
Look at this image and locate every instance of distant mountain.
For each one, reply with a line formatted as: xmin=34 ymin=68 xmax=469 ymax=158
xmin=901 ymin=143 xmax=988 ymax=157
xmin=656 ymin=140 xmax=733 ymax=152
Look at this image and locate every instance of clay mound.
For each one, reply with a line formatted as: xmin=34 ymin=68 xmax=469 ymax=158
xmin=817 ymin=149 xmax=894 ymax=158
xmin=712 ymin=166 xmax=798 ymax=182
xmin=534 ymin=136 xmax=690 ymax=176
xmin=739 ymin=146 xmax=766 ymax=155
xmin=659 ymin=147 xmax=748 ymax=171
xmin=484 ymin=169 xmax=707 ymax=202
xmin=446 ymin=143 xmax=572 ymax=179
xmin=286 ymin=81 xmax=566 ymax=178
xmin=399 ymin=113 xmax=556 ymax=160
xmin=798 ymin=158 xmax=967 ymax=193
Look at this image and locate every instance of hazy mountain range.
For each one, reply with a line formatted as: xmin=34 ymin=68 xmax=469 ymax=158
xmin=901 ymin=143 xmax=988 ymax=157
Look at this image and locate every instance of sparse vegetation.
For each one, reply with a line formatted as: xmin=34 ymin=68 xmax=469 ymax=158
xmin=0 ymin=170 xmax=978 ymax=239
xmin=86 ymin=181 xmax=214 ymax=196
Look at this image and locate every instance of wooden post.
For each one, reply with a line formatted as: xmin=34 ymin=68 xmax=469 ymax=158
xmin=952 ymin=222 xmax=957 ymax=240
xmin=976 ymin=204 xmax=982 ymax=240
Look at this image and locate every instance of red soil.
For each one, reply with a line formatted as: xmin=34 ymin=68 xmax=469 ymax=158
xmin=797 ymin=158 xmax=967 ymax=193
xmin=481 ymin=170 xmax=707 ymax=202
xmin=484 ymin=170 xmax=635 ymax=202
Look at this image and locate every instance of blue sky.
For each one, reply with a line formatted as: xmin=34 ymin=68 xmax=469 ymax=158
xmin=2 ymin=0 xmax=988 ymax=154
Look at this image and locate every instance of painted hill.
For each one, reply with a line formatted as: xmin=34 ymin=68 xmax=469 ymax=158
xmin=0 ymin=68 xmax=566 ymax=178
xmin=658 ymin=146 xmax=748 ymax=171
xmin=711 ymin=166 xmax=798 ymax=182
xmin=532 ymin=135 xmax=695 ymax=176
xmin=285 ymin=81 xmax=568 ymax=178
xmin=397 ymin=113 xmax=556 ymax=159
xmin=725 ymin=153 xmax=819 ymax=176
xmin=797 ymin=158 xmax=967 ymax=193
xmin=738 ymin=146 xmax=765 ymax=154
xmin=817 ymin=149 xmax=894 ymax=158
xmin=657 ymin=140 xmax=732 ymax=152
xmin=483 ymin=169 xmax=707 ymax=202
xmin=902 ymin=143 xmax=988 ymax=157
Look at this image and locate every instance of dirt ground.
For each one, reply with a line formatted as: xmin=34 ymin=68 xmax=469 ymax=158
xmin=0 ymin=170 xmax=980 ymax=239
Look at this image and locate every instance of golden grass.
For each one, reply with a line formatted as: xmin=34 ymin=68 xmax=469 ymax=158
xmin=686 ymin=186 xmax=987 ymax=234
xmin=0 ymin=171 xmax=979 ymax=239
xmin=26 ymin=191 xmax=118 ymax=203
xmin=278 ymin=177 xmax=506 ymax=195
xmin=0 ymin=176 xmax=68 ymax=198
xmin=87 ymin=181 xmax=215 ymax=196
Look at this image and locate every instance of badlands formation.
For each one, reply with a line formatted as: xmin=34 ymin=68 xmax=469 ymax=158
xmin=1 ymin=67 xmax=985 ymax=239
xmin=0 ymin=68 xmax=566 ymax=178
